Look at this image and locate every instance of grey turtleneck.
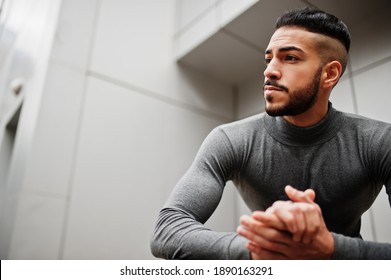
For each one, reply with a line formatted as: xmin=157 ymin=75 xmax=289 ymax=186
xmin=151 ymin=104 xmax=391 ymax=259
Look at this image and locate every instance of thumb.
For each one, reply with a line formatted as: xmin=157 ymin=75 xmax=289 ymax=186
xmin=304 ymin=188 xmax=316 ymax=202
xmin=285 ymin=185 xmax=315 ymax=203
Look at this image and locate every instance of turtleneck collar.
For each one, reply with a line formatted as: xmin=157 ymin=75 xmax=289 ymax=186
xmin=263 ymin=102 xmax=346 ymax=146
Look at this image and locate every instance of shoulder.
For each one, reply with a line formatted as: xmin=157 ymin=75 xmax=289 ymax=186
xmin=340 ymin=111 xmax=391 ymax=150
xmin=194 ymin=114 xmax=267 ymax=169
xmin=343 ymin=112 xmax=391 ymax=133
xmin=201 ymin=113 xmax=267 ymax=156
xmin=216 ymin=113 xmax=267 ymax=137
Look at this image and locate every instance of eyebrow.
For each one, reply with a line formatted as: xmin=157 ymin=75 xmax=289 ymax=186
xmin=265 ymin=46 xmax=304 ymax=55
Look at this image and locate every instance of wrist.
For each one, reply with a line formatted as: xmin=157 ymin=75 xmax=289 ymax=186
xmin=316 ymin=229 xmax=334 ymax=259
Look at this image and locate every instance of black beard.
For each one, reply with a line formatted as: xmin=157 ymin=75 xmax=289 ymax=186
xmin=265 ymin=67 xmax=322 ymax=117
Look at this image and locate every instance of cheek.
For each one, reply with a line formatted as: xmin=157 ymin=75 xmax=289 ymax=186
xmin=283 ymin=72 xmax=305 ymax=89
xmin=285 ymin=69 xmax=316 ymax=87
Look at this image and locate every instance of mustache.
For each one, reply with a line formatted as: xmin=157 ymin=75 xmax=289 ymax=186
xmin=263 ymin=80 xmax=289 ymax=92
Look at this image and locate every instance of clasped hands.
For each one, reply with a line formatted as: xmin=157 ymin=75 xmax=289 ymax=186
xmin=237 ymin=185 xmax=334 ymax=259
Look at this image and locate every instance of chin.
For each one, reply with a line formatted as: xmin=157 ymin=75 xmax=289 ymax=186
xmin=265 ymin=104 xmax=285 ymax=117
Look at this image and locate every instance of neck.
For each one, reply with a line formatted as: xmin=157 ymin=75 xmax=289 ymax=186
xmin=283 ymin=101 xmax=329 ymax=127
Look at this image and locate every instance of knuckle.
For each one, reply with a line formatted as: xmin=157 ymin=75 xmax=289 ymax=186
xmin=267 ymin=241 xmax=284 ymax=252
xmin=265 ymin=230 xmax=280 ymax=240
xmin=308 ymin=204 xmax=317 ymax=212
xmin=272 ymin=201 xmax=283 ymax=208
xmin=291 ymin=205 xmax=301 ymax=213
xmin=284 ymin=215 xmax=296 ymax=225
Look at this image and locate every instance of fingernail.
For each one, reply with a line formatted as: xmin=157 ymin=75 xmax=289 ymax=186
xmin=240 ymin=216 xmax=249 ymax=226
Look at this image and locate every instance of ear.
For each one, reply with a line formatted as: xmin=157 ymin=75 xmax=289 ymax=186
xmin=322 ymin=61 xmax=342 ymax=90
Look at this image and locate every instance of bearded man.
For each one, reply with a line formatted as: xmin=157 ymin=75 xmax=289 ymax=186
xmin=151 ymin=7 xmax=391 ymax=260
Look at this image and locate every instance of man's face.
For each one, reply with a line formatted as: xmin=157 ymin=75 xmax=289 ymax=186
xmin=263 ymin=27 xmax=324 ymax=117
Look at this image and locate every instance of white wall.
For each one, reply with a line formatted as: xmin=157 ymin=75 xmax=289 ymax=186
xmin=1 ymin=0 xmax=238 ymax=259
xmin=340 ymin=5 xmax=391 ymax=242
xmin=0 ymin=0 xmax=62 ymax=259
xmin=175 ymin=0 xmax=258 ymax=59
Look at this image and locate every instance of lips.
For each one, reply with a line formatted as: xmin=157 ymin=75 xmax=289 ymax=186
xmin=264 ymin=85 xmax=283 ymax=92
xmin=263 ymin=80 xmax=288 ymax=93
xmin=263 ymin=85 xmax=286 ymax=102
xmin=264 ymin=85 xmax=285 ymax=97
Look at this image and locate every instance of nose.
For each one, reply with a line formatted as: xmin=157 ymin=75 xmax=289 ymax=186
xmin=263 ymin=59 xmax=281 ymax=80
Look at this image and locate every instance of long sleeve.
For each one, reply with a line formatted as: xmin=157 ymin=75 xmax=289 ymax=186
xmin=150 ymin=127 xmax=250 ymax=259
xmin=333 ymin=120 xmax=391 ymax=260
xmin=151 ymin=109 xmax=391 ymax=260
xmin=332 ymin=233 xmax=391 ymax=259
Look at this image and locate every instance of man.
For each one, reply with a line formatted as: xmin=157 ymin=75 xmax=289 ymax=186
xmin=150 ymin=7 xmax=391 ymax=259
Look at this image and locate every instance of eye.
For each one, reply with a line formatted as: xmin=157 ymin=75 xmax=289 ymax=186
xmin=265 ymin=57 xmax=272 ymax=64
xmin=285 ymin=55 xmax=299 ymax=62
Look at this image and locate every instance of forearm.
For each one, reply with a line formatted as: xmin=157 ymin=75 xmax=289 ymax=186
xmin=150 ymin=207 xmax=250 ymax=259
xmin=332 ymin=233 xmax=391 ymax=259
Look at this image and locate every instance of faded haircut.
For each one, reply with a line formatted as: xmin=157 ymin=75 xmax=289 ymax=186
xmin=276 ymin=7 xmax=350 ymax=74
xmin=276 ymin=7 xmax=351 ymax=53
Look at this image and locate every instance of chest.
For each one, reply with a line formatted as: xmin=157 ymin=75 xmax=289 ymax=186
xmin=236 ymin=137 xmax=381 ymax=217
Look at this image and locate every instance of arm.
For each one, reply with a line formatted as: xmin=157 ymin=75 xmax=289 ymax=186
xmin=329 ymin=122 xmax=391 ymax=259
xmin=150 ymin=127 xmax=250 ymax=259
xmin=332 ymin=233 xmax=391 ymax=259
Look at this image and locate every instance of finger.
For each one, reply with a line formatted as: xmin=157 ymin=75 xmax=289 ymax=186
xmin=304 ymin=189 xmax=316 ymax=201
xmin=291 ymin=209 xmax=305 ymax=242
xmin=238 ymin=216 xmax=273 ymax=242
xmin=270 ymin=201 xmax=320 ymax=240
xmin=239 ymin=215 xmax=263 ymax=231
xmin=251 ymin=211 xmax=286 ymax=231
xmin=237 ymin=225 xmax=265 ymax=245
xmin=285 ymin=185 xmax=315 ymax=203
xmin=237 ymin=216 xmax=292 ymax=244
xmin=246 ymin=242 xmax=288 ymax=260
xmin=285 ymin=203 xmax=321 ymax=243
xmin=240 ymin=215 xmax=292 ymax=243
xmin=269 ymin=201 xmax=298 ymax=233
xmin=301 ymin=205 xmax=322 ymax=244
xmin=237 ymin=225 xmax=290 ymax=253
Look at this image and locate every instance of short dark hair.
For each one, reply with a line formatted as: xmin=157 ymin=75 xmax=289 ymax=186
xmin=276 ymin=7 xmax=351 ymax=53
